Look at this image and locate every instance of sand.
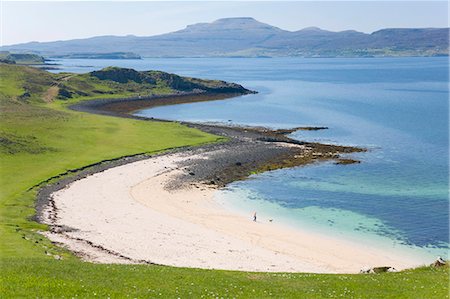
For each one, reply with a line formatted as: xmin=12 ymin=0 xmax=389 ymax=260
xmin=40 ymin=150 xmax=426 ymax=273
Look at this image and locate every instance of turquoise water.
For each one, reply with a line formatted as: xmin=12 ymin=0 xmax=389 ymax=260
xmin=53 ymin=57 xmax=449 ymax=260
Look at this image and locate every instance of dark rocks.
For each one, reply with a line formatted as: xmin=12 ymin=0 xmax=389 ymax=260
xmin=274 ymin=127 xmax=328 ymax=135
xmin=297 ymin=126 xmax=329 ymax=131
xmin=146 ymin=71 xmax=197 ymax=91
xmin=334 ymin=158 xmax=361 ymax=165
xmin=18 ymin=92 xmax=31 ymax=100
xmin=91 ymin=67 xmax=156 ymax=84
xmin=58 ymin=88 xmax=72 ymax=99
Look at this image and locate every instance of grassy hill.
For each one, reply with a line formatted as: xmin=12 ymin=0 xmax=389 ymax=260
xmin=1 ymin=64 xmax=251 ymax=103
xmin=0 ymin=63 xmax=448 ymax=298
xmin=0 ymin=51 xmax=46 ymax=65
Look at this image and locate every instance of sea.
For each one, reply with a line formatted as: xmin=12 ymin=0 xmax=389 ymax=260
xmin=51 ymin=57 xmax=449 ymax=262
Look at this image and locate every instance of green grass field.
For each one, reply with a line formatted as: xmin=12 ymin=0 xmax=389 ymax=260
xmin=0 ymin=64 xmax=448 ymax=298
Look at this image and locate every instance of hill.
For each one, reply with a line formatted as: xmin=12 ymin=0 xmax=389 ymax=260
xmin=0 ymin=64 xmax=252 ymax=104
xmin=0 ymin=51 xmax=46 ymax=64
xmin=2 ymin=17 xmax=448 ymax=57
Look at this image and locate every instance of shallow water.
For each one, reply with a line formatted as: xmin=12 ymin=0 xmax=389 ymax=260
xmin=53 ymin=57 xmax=449 ymax=260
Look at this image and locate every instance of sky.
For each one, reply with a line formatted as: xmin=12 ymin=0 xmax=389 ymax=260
xmin=1 ymin=1 xmax=448 ymax=46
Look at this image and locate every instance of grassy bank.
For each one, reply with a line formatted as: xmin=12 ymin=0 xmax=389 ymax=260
xmin=0 ymin=64 xmax=448 ymax=298
xmin=2 ymin=259 xmax=447 ymax=298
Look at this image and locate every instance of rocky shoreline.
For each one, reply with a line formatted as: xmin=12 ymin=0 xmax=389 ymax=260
xmin=69 ymin=91 xmax=256 ymax=118
xmin=67 ymin=92 xmax=365 ymax=188
xmin=34 ymin=91 xmax=367 ymax=264
xmin=37 ymin=92 xmax=364 ymax=221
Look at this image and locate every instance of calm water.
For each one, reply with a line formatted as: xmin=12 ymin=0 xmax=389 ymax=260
xmin=52 ymin=57 xmax=449 ymax=260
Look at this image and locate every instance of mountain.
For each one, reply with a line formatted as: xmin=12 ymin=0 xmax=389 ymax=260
xmin=2 ymin=17 xmax=448 ymax=57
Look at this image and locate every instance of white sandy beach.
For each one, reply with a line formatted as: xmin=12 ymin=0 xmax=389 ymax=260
xmin=42 ymin=150 xmax=426 ymax=273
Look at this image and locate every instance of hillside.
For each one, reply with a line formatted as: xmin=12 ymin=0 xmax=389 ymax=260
xmin=2 ymin=17 xmax=448 ymax=57
xmin=0 ymin=64 xmax=252 ymax=104
xmin=0 ymin=51 xmax=46 ymax=64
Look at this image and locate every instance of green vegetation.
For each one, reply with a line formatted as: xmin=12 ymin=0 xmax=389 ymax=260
xmin=0 ymin=63 xmax=448 ymax=298
xmin=1 ymin=65 xmax=250 ymax=103
xmin=2 ymin=259 xmax=447 ymax=298
xmin=0 ymin=51 xmax=46 ymax=65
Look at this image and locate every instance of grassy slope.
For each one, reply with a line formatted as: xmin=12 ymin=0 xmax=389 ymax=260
xmin=0 ymin=64 xmax=448 ymax=298
xmin=0 ymin=52 xmax=46 ymax=65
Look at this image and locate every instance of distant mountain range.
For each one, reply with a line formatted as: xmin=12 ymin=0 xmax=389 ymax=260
xmin=2 ymin=17 xmax=448 ymax=58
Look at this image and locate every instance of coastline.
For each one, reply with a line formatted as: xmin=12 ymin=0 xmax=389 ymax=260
xmin=68 ymin=91 xmax=365 ymax=185
xmin=35 ymin=91 xmax=427 ymax=273
xmin=69 ymin=91 xmax=255 ymax=119
xmin=39 ymin=150 xmax=425 ymax=273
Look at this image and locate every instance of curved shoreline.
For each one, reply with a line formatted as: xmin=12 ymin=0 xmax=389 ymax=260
xmin=67 ymin=92 xmax=365 ymax=186
xmin=69 ymin=91 xmax=254 ymax=119
xmin=35 ymin=92 xmax=427 ymax=273
xmin=38 ymin=148 xmax=424 ymax=273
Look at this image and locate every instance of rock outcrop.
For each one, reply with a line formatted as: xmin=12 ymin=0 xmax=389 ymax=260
xmin=90 ymin=67 xmax=254 ymax=94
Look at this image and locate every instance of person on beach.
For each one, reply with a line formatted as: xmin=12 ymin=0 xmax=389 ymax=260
xmin=253 ymin=212 xmax=257 ymax=222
